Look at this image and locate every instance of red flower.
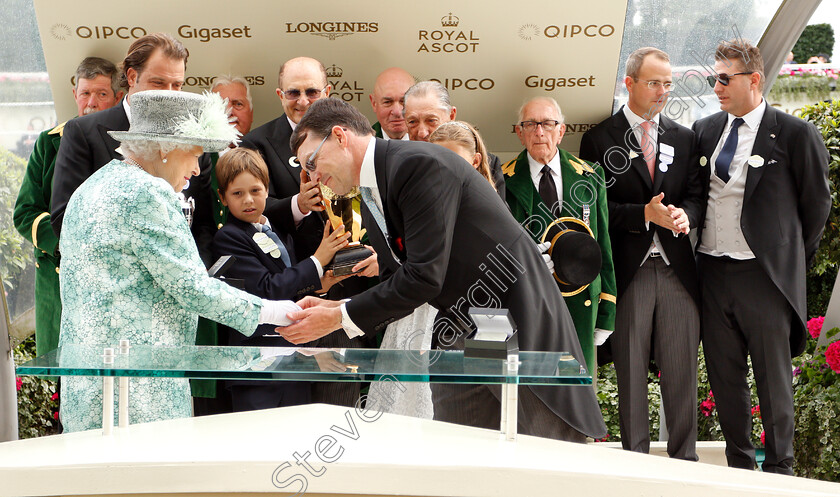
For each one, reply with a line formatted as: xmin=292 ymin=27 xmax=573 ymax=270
xmin=395 ymin=237 xmax=404 ymax=252
xmin=825 ymin=341 xmax=840 ymax=373
xmin=53 ymin=412 xmax=59 ymax=420
xmin=751 ymin=405 xmax=760 ymax=416
xmin=15 ymin=378 xmax=22 ymax=391
xmin=760 ymin=430 xmax=766 ymax=446
xmin=700 ymin=397 xmax=716 ymax=417
xmin=51 ymin=392 xmax=59 ymax=401
xmin=807 ymin=316 xmax=825 ymax=339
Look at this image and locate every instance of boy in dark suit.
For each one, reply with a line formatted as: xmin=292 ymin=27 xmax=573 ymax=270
xmin=212 ymin=148 xmax=351 ymax=412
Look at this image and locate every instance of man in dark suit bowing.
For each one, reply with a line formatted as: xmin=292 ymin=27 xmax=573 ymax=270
xmin=279 ymin=98 xmax=607 ymax=442
xmin=580 ymin=47 xmax=704 ymax=461
xmin=693 ymin=39 xmax=830 ymax=474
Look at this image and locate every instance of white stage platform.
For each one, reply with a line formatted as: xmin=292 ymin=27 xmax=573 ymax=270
xmin=0 ymin=404 xmax=837 ymax=497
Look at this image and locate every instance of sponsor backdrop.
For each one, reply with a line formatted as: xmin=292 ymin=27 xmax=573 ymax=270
xmin=34 ymin=0 xmax=628 ymax=157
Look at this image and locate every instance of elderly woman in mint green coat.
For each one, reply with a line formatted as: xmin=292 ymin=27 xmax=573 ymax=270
xmin=58 ymin=90 xmax=297 ymax=432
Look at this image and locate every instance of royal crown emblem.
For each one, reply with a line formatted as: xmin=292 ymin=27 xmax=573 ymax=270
xmin=441 ymin=12 xmax=460 ymax=27
xmin=325 ymin=64 xmax=343 ymax=78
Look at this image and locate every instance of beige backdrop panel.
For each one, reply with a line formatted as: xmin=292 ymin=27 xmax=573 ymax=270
xmin=33 ymin=0 xmax=628 ymax=159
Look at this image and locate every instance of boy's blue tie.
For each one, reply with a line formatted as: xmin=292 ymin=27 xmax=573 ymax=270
xmin=261 ymin=225 xmax=292 ymax=267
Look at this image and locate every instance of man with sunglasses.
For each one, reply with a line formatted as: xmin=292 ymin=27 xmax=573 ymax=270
xmin=241 ymin=56 xmax=332 ymax=250
xmin=693 ymin=39 xmax=830 ymax=474
xmin=579 ymin=47 xmax=704 ymax=461
xmin=279 ymin=98 xmax=607 ymax=442
xmin=504 ymin=96 xmax=616 ymax=389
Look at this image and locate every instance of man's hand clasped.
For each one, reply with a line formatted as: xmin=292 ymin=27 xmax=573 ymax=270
xmin=645 ymin=192 xmax=690 ymax=235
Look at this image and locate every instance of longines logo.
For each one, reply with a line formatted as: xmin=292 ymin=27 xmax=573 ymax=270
xmin=285 ymin=21 xmax=378 ymax=40
xmin=325 ymin=64 xmax=365 ymax=102
xmin=429 ymin=77 xmax=494 ymax=91
xmin=183 ymin=75 xmax=265 ymax=88
xmin=178 ymin=25 xmax=253 ymax=43
xmin=50 ymin=23 xmax=71 ymax=40
xmin=510 ymin=123 xmax=596 ymax=134
xmin=518 ymin=23 xmax=616 ymax=40
xmin=418 ymin=13 xmax=480 ymax=53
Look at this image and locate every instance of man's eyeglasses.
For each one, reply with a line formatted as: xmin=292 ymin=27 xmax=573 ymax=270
xmin=281 ymin=86 xmax=326 ymax=101
xmin=635 ymin=79 xmax=673 ymax=91
xmin=304 ymin=134 xmax=330 ymax=172
xmin=519 ymin=120 xmax=561 ymax=132
xmin=706 ymin=72 xmax=753 ymax=88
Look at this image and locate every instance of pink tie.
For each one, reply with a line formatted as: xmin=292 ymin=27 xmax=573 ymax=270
xmin=640 ymin=120 xmax=656 ymax=181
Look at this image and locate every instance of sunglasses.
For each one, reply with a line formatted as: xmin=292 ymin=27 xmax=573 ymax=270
xmin=304 ymin=134 xmax=330 ymax=172
xmin=706 ymin=72 xmax=753 ymax=88
xmin=280 ymin=86 xmax=326 ymax=101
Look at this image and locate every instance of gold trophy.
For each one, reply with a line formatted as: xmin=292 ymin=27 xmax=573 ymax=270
xmin=320 ymin=183 xmax=374 ymax=276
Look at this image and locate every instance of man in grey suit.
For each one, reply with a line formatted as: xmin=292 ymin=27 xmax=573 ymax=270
xmin=580 ymin=47 xmax=704 ymax=460
xmin=277 ymin=98 xmax=607 ymax=442
xmin=693 ymin=39 xmax=830 ymax=474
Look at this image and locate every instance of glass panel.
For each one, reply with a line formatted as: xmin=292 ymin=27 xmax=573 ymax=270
xmin=0 ymin=0 xmax=49 ymax=331
xmin=16 ymin=345 xmax=591 ymax=386
xmin=614 ymin=0 xmax=785 ymax=125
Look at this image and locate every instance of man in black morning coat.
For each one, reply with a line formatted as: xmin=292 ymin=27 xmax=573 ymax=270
xmin=278 ymin=98 xmax=607 ymax=442
xmin=693 ymin=39 xmax=830 ymax=474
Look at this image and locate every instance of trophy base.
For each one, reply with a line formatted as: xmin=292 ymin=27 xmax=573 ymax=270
xmin=327 ymin=244 xmax=374 ymax=276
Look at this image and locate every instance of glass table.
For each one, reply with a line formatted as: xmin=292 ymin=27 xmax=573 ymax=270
xmin=17 ymin=344 xmax=591 ymax=440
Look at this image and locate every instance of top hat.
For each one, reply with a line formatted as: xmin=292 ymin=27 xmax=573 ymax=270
xmin=541 ymin=217 xmax=602 ymax=296
xmin=109 ymin=90 xmax=237 ymax=153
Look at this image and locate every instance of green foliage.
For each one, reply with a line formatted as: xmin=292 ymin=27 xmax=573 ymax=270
xmin=800 ymin=100 xmax=840 ymax=279
xmin=14 ymin=337 xmax=60 ymax=439
xmin=767 ymin=74 xmax=836 ymax=103
xmin=792 ymin=24 xmax=835 ymax=64
xmin=0 ymin=147 xmax=33 ymax=295
xmin=792 ymin=327 xmax=840 ymax=481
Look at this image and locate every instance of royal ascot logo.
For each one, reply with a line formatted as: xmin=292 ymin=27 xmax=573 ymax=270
xmin=285 ymin=21 xmax=379 ymax=40
xmin=178 ymin=25 xmax=253 ymax=43
xmin=326 ymin=64 xmax=366 ymax=103
xmin=517 ymin=23 xmax=616 ymax=40
xmin=518 ymin=24 xmax=540 ymax=41
xmin=417 ymin=13 xmax=480 ymax=53
xmin=50 ymin=23 xmax=71 ymax=41
xmin=184 ymin=75 xmax=266 ymax=88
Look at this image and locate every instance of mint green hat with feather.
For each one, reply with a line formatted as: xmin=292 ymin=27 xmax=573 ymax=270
xmin=109 ymin=90 xmax=238 ymax=153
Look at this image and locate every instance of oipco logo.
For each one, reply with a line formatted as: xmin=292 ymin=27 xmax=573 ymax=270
xmin=417 ymin=13 xmax=480 ymax=53
xmin=325 ymin=65 xmax=366 ymax=103
xmin=517 ymin=23 xmax=616 ymax=40
xmin=75 ymin=25 xmax=148 ymax=40
xmin=285 ymin=21 xmax=378 ymax=40
xmin=178 ymin=25 xmax=253 ymax=43
xmin=183 ymin=75 xmax=266 ymax=88
xmin=525 ymin=74 xmax=597 ymax=90
xmin=428 ymin=76 xmax=495 ymax=91
xmin=50 ymin=23 xmax=71 ymax=41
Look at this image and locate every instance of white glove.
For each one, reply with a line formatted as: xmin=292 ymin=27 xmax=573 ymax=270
xmin=594 ymin=329 xmax=613 ymax=346
xmin=537 ymin=241 xmax=554 ymax=273
xmin=259 ymin=299 xmax=302 ymax=327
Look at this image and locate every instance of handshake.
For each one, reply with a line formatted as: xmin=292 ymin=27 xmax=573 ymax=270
xmin=258 ymin=299 xmax=303 ymax=327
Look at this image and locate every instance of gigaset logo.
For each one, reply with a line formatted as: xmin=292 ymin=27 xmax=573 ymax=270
xmin=285 ymin=21 xmax=379 ymax=40
xmin=178 ymin=25 xmax=253 ymax=43
xmin=325 ymin=65 xmax=366 ymax=103
xmin=418 ymin=13 xmax=480 ymax=53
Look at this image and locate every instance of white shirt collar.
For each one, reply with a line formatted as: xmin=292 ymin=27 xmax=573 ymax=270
xmin=527 ymin=149 xmax=561 ymax=182
xmin=359 ymin=136 xmax=378 ymax=188
xmin=122 ymin=97 xmax=131 ymax=122
xmin=286 ymin=115 xmax=297 ymax=131
xmin=252 ymin=216 xmax=272 ymax=231
xmin=382 ymin=130 xmax=408 ymax=141
xmin=622 ymin=104 xmax=660 ymax=128
xmin=727 ymin=98 xmax=766 ymax=131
